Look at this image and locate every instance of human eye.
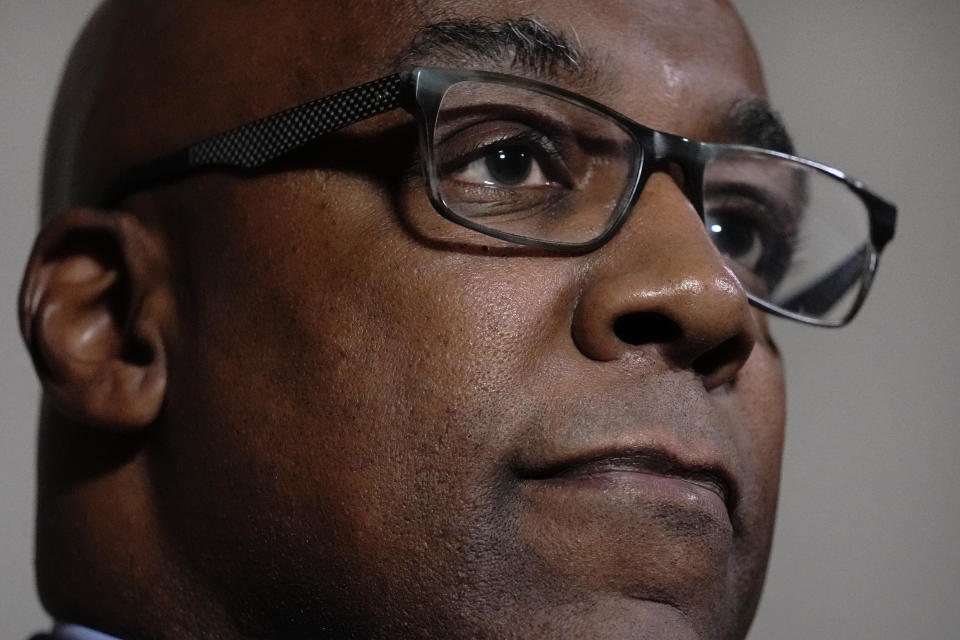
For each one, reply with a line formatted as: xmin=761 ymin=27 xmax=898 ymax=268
xmin=437 ymin=124 xmax=575 ymax=192
xmin=448 ymin=135 xmax=560 ymax=189
xmin=431 ymin=116 xmax=582 ymax=224
xmin=706 ymin=204 xmax=769 ymax=270
xmin=428 ymin=97 xmax=636 ymax=243
xmin=704 ymin=185 xmax=798 ymax=291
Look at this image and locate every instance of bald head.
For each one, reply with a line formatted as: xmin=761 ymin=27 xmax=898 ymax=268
xmin=44 ymin=0 xmax=430 ymax=219
xmin=25 ymin=1 xmax=791 ymax=638
xmin=44 ymin=0 xmax=765 ymax=215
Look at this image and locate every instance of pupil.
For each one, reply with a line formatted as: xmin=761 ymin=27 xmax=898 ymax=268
xmin=710 ymin=220 xmax=756 ymax=258
xmin=485 ymin=147 xmax=533 ymax=186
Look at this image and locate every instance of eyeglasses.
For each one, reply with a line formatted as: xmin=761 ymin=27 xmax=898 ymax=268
xmin=102 ymin=67 xmax=897 ymax=327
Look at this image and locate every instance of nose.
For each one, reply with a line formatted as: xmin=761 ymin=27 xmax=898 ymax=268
xmin=572 ymin=174 xmax=759 ymax=390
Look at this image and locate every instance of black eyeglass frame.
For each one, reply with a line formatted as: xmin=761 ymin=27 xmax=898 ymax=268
xmin=100 ymin=67 xmax=897 ymax=328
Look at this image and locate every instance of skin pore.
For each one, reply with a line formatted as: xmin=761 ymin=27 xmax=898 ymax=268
xmin=22 ymin=1 xmax=786 ymax=638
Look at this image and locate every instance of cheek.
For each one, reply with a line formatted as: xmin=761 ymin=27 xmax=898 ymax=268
xmin=299 ymin=245 xmax=570 ymax=507
xmin=257 ymin=240 xmax=581 ymax=628
xmin=177 ymin=187 xmax=579 ymax=616
xmin=726 ymin=331 xmax=786 ymax=560
xmin=737 ymin=332 xmax=786 ymax=501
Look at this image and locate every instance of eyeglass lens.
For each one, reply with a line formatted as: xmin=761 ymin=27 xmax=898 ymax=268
xmin=433 ymin=80 xmax=638 ymax=245
xmin=429 ymin=78 xmax=873 ymax=324
xmin=703 ymin=153 xmax=872 ymax=324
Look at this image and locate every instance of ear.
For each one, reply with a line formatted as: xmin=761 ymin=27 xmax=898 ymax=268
xmin=20 ymin=208 xmax=170 ymax=430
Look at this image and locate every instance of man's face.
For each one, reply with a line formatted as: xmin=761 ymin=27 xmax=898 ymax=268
xmin=140 ymin=1 xmax=785 ymax=637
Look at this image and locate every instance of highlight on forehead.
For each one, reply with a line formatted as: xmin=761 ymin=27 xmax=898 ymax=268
xmin=398 ymin=17 xmax=588 ymax=78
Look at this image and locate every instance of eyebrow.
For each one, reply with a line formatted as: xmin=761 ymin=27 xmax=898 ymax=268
xmin=398 ymin=17 xmax=591 ymax=82
xmin=724 ymin=100 xmax=796 ymax=154
xmin=401 ymin=18 xmax=796 ymax=155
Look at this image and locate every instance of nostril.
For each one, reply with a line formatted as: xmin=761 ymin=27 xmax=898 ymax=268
xmin=613 ymin=312 xmax=682 ymax=346
xmin=692 ymin=335 xmax=751 ymax=379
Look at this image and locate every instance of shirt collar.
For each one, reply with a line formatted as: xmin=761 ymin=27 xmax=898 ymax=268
xmin=52 ymin=624 xmax=123 ymax=640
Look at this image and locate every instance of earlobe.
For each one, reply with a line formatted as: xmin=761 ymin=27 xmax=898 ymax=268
xmin=20 ymin=208 xmax=169 ymax=430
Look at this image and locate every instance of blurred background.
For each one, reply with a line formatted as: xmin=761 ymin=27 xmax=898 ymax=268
xmin=738 ymin=1 xmax=960 ymax=637
xmin=2 ymin=2 xmax=957 ymax=638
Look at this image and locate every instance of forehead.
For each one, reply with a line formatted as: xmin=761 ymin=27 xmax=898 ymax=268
xmin=408 ymin=0 xmax=766 ymax=133
xmin=88 ymin=0 xmax=765 ymax=191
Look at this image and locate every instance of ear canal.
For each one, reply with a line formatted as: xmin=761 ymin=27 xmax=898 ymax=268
xmin=21 ymin=210 xmax=168 ymax=430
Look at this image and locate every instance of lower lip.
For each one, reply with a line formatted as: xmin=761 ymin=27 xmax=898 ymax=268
xmin=534 ymin=471 xmax=731 ymax=527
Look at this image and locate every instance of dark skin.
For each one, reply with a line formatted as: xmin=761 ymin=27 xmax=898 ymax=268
xmin=21 ymin=1 xmax=785 ymax=638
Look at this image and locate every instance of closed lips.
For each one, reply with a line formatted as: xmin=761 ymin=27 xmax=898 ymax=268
xmin=514 ymin=447 xmax=738 ymax=525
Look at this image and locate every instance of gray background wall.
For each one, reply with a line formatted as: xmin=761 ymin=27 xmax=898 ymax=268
xmin=2 ymin=2 xmax=957 ymax=638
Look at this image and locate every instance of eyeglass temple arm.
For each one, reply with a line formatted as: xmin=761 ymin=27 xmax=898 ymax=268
xmin=780 ymin=243 xmax=873 ymax=318
xmin=100 ymin=73 xmax=406 ymax=207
